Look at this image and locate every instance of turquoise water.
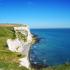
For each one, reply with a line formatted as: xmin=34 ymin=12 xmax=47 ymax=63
xmin=30 ymin=29 xmax=70 ymax=66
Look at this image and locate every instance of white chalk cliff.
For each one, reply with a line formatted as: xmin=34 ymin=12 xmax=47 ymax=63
xmin=7 ymin=25 xmax=32 ymax=69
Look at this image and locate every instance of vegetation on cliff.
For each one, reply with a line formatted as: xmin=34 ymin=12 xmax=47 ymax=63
xmin=0 ymin=26 xmax=28 ymax=70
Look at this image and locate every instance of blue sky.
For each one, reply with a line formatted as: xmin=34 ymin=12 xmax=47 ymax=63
xmin=0 ymin=0 xmax=70 ymax=28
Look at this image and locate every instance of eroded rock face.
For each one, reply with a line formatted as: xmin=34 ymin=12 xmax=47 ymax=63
xmin=7 ymin=25 xmax=32 ymax=53
xmin=7 ymin=38 xmax=21 ymax=52
xmin=14 ymin=25 xmax=32 ymax=43
xmin=19 ymin=57 xmax=30 ymax=69
xmin=7 ymin=25 xmax=32 ymax=69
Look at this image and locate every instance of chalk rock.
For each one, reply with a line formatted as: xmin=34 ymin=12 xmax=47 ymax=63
xmin=19 ymin=57 xmax=30 ymax=69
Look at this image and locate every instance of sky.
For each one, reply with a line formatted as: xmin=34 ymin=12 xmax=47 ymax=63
xmin=0 ymin=0 xmax=70 ymax=28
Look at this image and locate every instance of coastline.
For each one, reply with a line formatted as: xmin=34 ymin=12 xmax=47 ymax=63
xmin=6 ymin=25 xmax=37 ymax=69
xmin=0 ymin=25 xmax=70 ymax=70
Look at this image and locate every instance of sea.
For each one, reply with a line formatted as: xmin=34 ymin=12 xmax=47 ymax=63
xmin=29 ymin=29 xmax=70 ymax=66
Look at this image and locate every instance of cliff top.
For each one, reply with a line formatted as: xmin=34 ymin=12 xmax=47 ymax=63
xmin=0 ymin=24 xmax=27 ymax=27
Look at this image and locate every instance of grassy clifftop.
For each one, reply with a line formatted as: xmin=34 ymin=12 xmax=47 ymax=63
xmin=0 ymin=27 xmax=16 ymax=50
xmin=0 ymin=26 xmax=28 ymax=70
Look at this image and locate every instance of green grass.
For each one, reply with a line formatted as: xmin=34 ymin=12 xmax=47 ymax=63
xmin=0 ymin=61 xmax=28 ymax=70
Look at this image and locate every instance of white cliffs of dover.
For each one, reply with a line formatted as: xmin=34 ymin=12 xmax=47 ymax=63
xmin=14 ymin=25 xmax=32 ymax=43
xmin=7 ymin=25 xmax=32 ymax=69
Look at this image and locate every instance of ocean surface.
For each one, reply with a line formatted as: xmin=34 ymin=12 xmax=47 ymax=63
xmin=30 ymin=29 xmax=70 ymax=66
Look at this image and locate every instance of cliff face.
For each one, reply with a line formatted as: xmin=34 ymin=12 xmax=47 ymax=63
xmin=7 ymin=25 xmax=32 ymax=53
xmin=7 ymin=25 xmax=32 ymax=69
xmin=14 ymin=25 xmax=32 ymax=43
